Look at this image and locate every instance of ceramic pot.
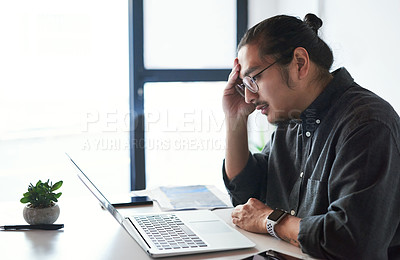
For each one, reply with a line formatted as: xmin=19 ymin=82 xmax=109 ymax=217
xmin=23 ymin=203 xmax=60 ymax=225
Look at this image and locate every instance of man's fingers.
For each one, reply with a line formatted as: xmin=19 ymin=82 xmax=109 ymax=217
xmin=228 ymin=60 xmax=241 ymax=80
xmin=233 ymin=215 xmax=248 ymax=230
xmin=231 ymin=205 xmax=242 ymax=217
xmin=232 ymin=216 xmax=242 ymax=227
xmin=228 ymin=64 xmax=240 ymax=81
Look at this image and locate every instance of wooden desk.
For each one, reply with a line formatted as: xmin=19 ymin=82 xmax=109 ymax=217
xmin=0 ymin=194 xmax=314 ymax=260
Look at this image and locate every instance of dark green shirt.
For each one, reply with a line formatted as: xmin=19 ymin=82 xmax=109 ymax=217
xmin=223 ymin=68 xmax=400 ymax=259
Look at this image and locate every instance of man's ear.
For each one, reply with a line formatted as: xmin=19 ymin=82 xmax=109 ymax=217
xmin=292 ymin=47 xmax=310 ymax=80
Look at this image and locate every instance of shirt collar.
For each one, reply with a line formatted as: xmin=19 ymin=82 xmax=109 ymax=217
xmin=299 ymin=67 xmax=355 ymax=136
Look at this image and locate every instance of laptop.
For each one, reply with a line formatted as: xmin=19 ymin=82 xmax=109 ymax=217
xmin=67 ymin=155 xmax=255 ymax=258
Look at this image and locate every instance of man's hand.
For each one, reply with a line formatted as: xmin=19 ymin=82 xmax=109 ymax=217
xmin=222 ymin=58 xmax=255 ymax=118
xmin=231 ymin=198 xmax=272 ymax=233
xmin=232 ymin=198 xmax=302 ymax=248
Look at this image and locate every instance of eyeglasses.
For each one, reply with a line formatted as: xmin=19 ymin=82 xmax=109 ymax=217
xmin=235 ymin=60 xmax=278 ymax=98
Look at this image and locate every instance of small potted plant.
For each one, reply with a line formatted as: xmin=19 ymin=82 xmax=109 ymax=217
xmin=20 ymin=179 xmax=63 ymax=225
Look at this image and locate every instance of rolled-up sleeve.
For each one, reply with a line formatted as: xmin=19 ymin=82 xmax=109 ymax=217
xmin=298 ymin=122 xmax=400 ymax=259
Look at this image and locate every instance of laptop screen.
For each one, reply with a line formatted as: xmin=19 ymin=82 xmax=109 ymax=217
xmin=67 ymin=154 xmax=125 ymax=224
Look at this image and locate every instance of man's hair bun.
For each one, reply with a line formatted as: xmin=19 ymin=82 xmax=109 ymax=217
xmin=304 ymin=13 xmax=323 ymax=34
xmin=238 ymin=13 xmax=333 ymax=71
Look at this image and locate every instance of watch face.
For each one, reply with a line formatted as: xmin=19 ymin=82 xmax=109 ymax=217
xmin=268 ymin=210 xmax=286 ymax=221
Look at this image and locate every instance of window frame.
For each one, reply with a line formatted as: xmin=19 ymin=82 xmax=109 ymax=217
xmin=128 ymin=0 xmax=248 ymax=190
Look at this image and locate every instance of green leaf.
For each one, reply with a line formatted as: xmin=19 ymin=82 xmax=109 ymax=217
xmin=52 ymin=181 xmax=63 ymax=191
xmin=20 ymin=197 xmax=30 ymax=203
xmin=21 ymin=179 xmax=63 ymax=205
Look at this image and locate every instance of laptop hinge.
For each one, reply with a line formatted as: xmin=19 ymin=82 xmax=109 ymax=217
xmin=126 ymin=217 xmax=152 ymax=249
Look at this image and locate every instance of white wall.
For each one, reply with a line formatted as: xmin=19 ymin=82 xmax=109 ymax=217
xmin=248 ymin=0 xmax=319 ymax=27
xmin=323 ymin=0 xmax=400 ymax=113
xmin=248 ymin=0 xmax=400 ymax=113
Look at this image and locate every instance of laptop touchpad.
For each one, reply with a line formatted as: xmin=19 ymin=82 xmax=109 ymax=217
xmin=190 ymin=220 xmax=232 ymax=234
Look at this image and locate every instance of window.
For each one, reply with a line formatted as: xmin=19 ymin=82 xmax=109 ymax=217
xmin=129 ymin=0 xmax=248 ymax=190
xmin=144 ymin=82 xmax=227 ymax=189
xmin=144 ymin=0 xmax=236 ymax=69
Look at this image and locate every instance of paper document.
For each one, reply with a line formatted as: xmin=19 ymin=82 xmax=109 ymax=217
xmin=132 ymin=185 xmax=232 ymax=211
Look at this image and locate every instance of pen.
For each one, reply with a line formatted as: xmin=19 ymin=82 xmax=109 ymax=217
xmin=0 ymin=224 xmax=64 ymax=230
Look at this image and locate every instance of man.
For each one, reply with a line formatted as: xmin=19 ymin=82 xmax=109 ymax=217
xmin=222 ymin=14 xmax=400 ymax=259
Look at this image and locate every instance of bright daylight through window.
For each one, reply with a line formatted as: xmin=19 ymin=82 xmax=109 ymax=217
xmin=0 ymin=0 xmax=273 ymax=201
xmin=0 ymin=1 xmax=129 ymax=200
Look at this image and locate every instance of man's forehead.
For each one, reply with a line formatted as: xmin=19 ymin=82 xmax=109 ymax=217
xmin=238 ymin=56 xmax=261 ymax=77
xmin=237 ymin=44 xmax=264 ymax=77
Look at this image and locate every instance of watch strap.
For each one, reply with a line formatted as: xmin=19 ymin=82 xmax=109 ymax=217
xmin=266 ymin=209 xmax=287 ymax=239
xmin=266 ymin=219 xmax=280 ymax=239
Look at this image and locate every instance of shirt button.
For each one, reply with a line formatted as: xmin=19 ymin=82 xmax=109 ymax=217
xmin=305 ymin=131 xmax=311 ymax=137
xmin=316 ymin=119 xmax=321 ymax=124
xmin=290 ymin=210 xmax=296 ymax=216
xmin=300 ymin=172 xmax=304 ymax=178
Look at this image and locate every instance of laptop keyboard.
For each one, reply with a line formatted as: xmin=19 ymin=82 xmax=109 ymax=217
xmin=134 ymin=214 xmax=208 ymax=250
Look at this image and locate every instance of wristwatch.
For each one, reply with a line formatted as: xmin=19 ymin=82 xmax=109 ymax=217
xmin=266 ymin=209 xmax=287 ymax=239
